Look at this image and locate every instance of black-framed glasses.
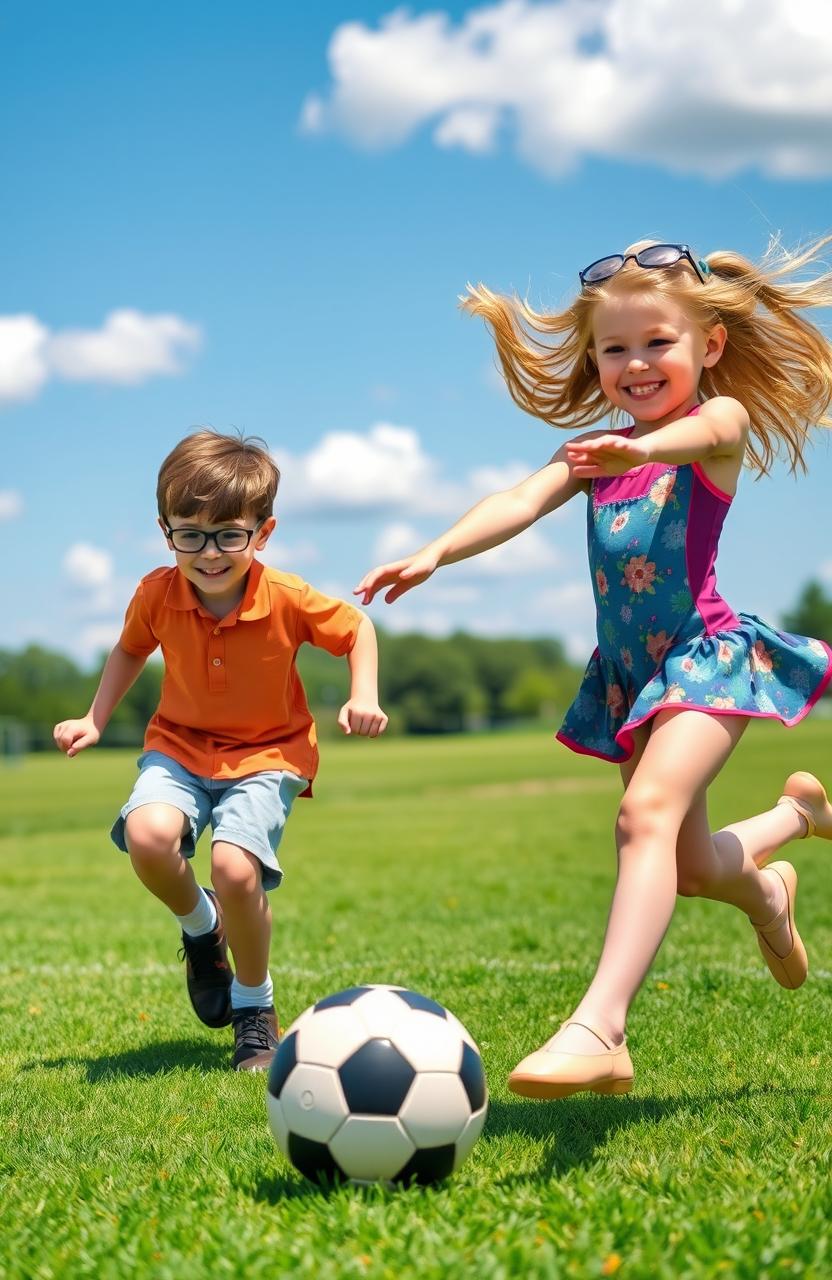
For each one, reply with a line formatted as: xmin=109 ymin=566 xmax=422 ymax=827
xmin=579 ymin=243 xmax=710 ymax=288
xmin=164 ymin=524 xmax=260 ymax=553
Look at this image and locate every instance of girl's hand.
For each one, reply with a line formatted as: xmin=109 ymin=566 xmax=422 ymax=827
xmin=337 ymin=699 xmax=389 ymax=737
xmin=566 ymin=434 xmax=651 ymax=478
xmin=53 ymin=715 xmax=100 ymax=757
xmin=354 ymin=550 xmax=439 ymax=605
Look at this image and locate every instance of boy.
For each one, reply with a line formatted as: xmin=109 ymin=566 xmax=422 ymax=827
xmin=53 ymin=429 xmax=387 ymax=1071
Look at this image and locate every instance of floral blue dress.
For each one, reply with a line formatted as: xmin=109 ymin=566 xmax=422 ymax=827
xmin=557 ymin=436 xmax=832 ymax=762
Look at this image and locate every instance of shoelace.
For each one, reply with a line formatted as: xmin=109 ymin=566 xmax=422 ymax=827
xmin=233 ymin=1011 xmax=275 ymax=1051
xmin=178 ymin=929 xmax=227 ymax=979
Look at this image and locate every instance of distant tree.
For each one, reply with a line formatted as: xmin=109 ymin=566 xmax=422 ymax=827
xmin=782 ymin=580 xmax=832 ymax=644
xmin=451 ymin=633 xmax=569 ymax=724
xmin=381 ymin=634 xmax=485 ymax=733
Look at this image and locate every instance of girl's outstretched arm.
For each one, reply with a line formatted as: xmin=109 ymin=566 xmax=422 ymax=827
xmin=567 ymin=397 xmax=749 ymax=478
xmin=355 ymin=441 xmax=585 ymax=605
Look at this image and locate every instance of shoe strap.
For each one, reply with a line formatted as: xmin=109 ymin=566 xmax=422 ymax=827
xmin=560 ymin=1019 xmax=618 ymax=1050
xmin=753 ymin=867 xmax=790 ymax=936
xmin=776 ymin=795 xmax=815 ymax=839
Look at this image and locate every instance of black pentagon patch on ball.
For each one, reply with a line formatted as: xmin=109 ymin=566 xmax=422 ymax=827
xmin=338 ymin=1039 xmax=416 ymax=1114
xmin=314 ymin=986 xmax=372 ymax=1011
xmin=459 ymin=1041 xmax=487 ymax=1112
xmin=267 ymin=1030 xmax=297 ymax=1099
xmin=394 ymin=1143 xmax=456 ymax=1186
xmin=287 ymin=1133 xmax=345 ymax=1185
xmin=393 ymin=989 xmax=448 ymax=1018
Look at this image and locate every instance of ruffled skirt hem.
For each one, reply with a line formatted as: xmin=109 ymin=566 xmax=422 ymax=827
xmin=557 ymin=613 xmax=832 ymax=763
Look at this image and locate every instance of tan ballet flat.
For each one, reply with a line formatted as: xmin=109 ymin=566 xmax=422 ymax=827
xmin=752 ymin=861 xmax=808 ymax=990
xmin=777 ymin=771 xmax=832 ymax=840
xmin=508 ymin=1020 xmax=634 ymax=1100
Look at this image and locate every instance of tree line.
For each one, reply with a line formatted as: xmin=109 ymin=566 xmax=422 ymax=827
xmin=2 ymin=579 xmax=830 ymax=751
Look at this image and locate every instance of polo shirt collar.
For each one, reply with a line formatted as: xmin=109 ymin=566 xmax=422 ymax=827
xmin=164 ymin=559 xmax=271 ymax=621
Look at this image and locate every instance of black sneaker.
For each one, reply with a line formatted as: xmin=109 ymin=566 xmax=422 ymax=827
xmin=232 ymin=1005 xmax=279 ymax=1072
xmin=178 ymin=889 xmax=233 ymax=1028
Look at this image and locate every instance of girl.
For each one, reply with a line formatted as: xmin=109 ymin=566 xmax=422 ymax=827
xmin=355 ymin=238 xmax=832 ymax=1099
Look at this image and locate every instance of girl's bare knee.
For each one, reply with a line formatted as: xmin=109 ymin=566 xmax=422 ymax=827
xmin=676 ymin=869 xmax=707 ymax=897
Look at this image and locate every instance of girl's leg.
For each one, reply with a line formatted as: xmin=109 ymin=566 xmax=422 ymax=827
xmin=211 ymin=842 xmax=271 ymax=987
xmin=554 ymin=710 xmax=747 ymax=1056
xmin=675 ymin=796 xmax=806 ymax=960
xmin=125 ymin=803 xmax=200 ymax=914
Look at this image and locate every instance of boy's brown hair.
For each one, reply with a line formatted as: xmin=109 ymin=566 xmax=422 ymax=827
xmin=157 ymin=429 xmax=280 ymax=523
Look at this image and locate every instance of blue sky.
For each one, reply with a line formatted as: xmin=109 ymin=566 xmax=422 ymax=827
xmin=3 ymin=0 xmax=831 ymax=666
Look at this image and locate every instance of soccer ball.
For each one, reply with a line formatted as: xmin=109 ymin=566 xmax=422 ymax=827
xmin=266 ymin=984 xmax=488 ymax=1184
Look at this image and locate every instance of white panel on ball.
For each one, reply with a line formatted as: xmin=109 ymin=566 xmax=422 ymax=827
xmin=398 ymin=1073 xmax=470 ymax=1147
xmin=279 ymin=1063 xmax=349 ymax=1144
xmin=265 ymin=1094 xmax=289 ymax=1152
xmin=444 ymin=1009 xmax=478 ymax=1049
xmin=453 ymin=1105 xmax=488 ymax=1170
xmin=329 ymin=1115 xmax=415 ymax=1182
xmin=354 ymin=988 xmax=413 ymax=1039
xmin=296 ymin=1006 xmax=369 ymax=1069
xmin=388 ymin=1011 xmax=464 ymax=1073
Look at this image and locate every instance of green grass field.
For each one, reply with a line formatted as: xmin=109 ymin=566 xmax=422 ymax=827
xmin=1 ymin=723 xmax=831 ymax=1279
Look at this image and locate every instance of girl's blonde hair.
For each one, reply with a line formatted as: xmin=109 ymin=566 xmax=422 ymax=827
xmin=463 ymin=236 xmax=832 ymax=474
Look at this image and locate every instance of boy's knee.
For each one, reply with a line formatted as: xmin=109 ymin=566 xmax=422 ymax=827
xmin=211 ymin=843 xmax=260 ymax=898
xmin=125 ymin=805 xmax=186 ymax=861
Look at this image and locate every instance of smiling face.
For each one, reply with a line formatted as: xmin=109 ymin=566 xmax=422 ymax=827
xmin=160 ymin=510 xmax=276 ymax=614
xmin=589 ymin=289 xmax=726 ymax=431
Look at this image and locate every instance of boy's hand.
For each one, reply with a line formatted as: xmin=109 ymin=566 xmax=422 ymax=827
xmin=566 ymin=434 xmax=651 ymax=477
xmin=53 ymin=716 xmax=100 ymax=757
xmin=337 ymin=700 xmax=388 ymax=738
xmin=354 ymin=550 xmax=438 ymax=605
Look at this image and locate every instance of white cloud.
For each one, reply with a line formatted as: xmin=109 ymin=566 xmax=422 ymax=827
xmin=531 ymin=581 xmax=596 ymax=660
xmin=275 ymin=423 xmax=459 ymax=517
xmin=76 ymin=622 xmax=123 ymax=663
xmin=376 ymin=606 xmax=456 ymax=638
xmin=0 ymin=316 xmax=49 ymax=403
xmin=819 ymin=560 xmax=832 ymax=585
xmin=64 ymin=543 xmax=114 ymax=589
xmin=0 ymin=309 xmax=201 ymax=407
xmin=259 ymin=539 xmax=321 ymax=570
xmin=61 ymin=542 xmax=127 ymax=617
xmin=372 ymin=522 xmax=423 ymax=562
xmin=48 ymin=310 xmax=201 ymax=384
xmin=0 ymin=490 xmax=24 ymax=520
xmin=275 ymin=423 xmax=538 ymax=520
xmin=304 ymin=0 xmax=832 ymax=178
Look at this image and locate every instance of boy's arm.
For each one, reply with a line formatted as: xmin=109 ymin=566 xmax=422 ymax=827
xmin=337 ymin=614 xmax=388 ymax=738
xmin=566 ymin=398 xmax=750 ymax=476
xmin=53 ymin=643 xmax=148 ymax=757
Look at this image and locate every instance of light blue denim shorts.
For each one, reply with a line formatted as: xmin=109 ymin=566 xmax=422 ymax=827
xmin=110 ymin=750 xmax=308 ymax=891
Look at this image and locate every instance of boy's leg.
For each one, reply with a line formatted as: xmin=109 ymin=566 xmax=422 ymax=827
xmin=117 ymin=753 xmax=233 ymax=1028
xmin=125 ymin=802 xmax=200 ymax=913
xmin=209 ymin=771 xmax=306 ymax=1071
xmin=211 ymin=841 xmax=278 ymax=1071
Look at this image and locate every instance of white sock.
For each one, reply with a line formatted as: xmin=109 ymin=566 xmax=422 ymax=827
xmin=231 ymin=975 xmax=274 ymax=1010
xmin=175 ymin=887 xmax=217 ymax=938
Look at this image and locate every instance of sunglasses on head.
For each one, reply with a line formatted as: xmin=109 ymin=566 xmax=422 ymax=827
xmin=579 ymin=243 xmax=711 ymax=288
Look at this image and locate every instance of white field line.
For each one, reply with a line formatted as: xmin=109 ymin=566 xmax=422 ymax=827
xmin=5 ymin=959 xmax=831 ymax=981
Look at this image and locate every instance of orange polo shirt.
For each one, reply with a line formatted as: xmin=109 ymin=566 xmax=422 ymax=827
xmin=118 ymin=559 xmax=363 ymax=786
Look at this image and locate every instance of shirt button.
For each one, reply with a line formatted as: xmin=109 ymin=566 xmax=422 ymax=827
xmin=212 ymin=657 xmax=222 ymax=667
xmin=213 ymin=627 xmax=220 ymax=636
